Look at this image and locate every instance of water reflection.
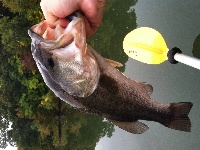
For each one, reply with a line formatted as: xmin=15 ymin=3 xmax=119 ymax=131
xmin=88 ymin=0 xmax=138 ymax=72
xmin=192 ymin=34 xmax=200 ymax=59
xmin=96 ymin=0 xmax=200 ymax=150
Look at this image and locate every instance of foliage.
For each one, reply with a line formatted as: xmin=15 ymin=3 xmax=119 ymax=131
xmin=0 ymin=0 xmax=43 ymax=22
xmin=0 ymin=117 xmax=9 ymax=148
xmin=0 ymin=16 xmax=31 ymax=54
xmin=0 ymin=1 xmax=15 ymax=18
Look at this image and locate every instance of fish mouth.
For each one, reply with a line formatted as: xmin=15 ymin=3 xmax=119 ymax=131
xmin=30 ymin=17 xmax=82 ymax=39
xmin=29 ymin=17 xmax=83 ymax=50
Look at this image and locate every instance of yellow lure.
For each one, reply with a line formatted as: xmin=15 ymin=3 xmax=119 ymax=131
xmin=123 ymin=27 xmax=168 ymax=64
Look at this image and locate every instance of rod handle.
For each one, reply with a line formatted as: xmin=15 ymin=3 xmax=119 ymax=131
xmin=174 ymin=53 xmax=200 ymax=70
xmin=168 ymin=47 xmax=200 ymax=70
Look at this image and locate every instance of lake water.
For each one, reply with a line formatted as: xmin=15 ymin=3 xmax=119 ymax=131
xmin=96 ymin=0 xmax=200 ymax=150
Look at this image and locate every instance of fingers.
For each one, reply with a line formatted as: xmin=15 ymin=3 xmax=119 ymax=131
xmin=40 ymin=0 xmax=78 ymax=28
xmin=40 ymin=0 xmax=57 ymax=27
xmin=40 ymin=0 xmax=107 ymax=37
xmin=80 ymin=0 xmax=107 ymax=37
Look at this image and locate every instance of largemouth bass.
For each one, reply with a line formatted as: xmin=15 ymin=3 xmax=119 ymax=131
xmin=28 ymin=13 xmax=193 ymax=134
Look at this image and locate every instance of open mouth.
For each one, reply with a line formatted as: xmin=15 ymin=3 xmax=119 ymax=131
xmin=30 ymin=18 xmax=82 ymax=41
xmin=30 ymin=21 xmax=66 ymax=41
xmin=29 ymin=18 xmax=83 ymax=51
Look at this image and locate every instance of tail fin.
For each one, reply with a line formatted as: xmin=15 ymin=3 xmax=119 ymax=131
xmin=164 ymin=102 xmax=193 ymax=132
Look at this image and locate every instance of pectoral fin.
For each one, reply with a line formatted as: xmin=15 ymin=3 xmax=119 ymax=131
xmin=138 ymin=82 xmax=153 ymax=95
xmin=105 ymin=58 xmax=123 ymax=67
xmin=110 ymin=120 xmax=149 ymax=134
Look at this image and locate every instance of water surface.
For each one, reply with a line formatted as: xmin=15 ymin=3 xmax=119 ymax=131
xmin=96 ymin=0 xmax=200 ymax=149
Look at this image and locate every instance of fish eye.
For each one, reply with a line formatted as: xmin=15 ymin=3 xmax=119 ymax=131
xmin=44 ymin=58 xmax=54 ymax=69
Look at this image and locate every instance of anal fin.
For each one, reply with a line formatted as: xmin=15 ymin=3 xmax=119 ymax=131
xmin=110 ymin=120 xmax=149 ymax=134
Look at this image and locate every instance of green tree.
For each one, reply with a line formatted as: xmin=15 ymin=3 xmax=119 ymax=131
xmin=0 ymin=1 xmax=15 ymax=18
xmin=0 ymin=0 xmax=43 ymax=22
xmin=7 ymin=118 xmax=55 ymax=150
xmin=0 ymin=16 xmax=31 ymax=54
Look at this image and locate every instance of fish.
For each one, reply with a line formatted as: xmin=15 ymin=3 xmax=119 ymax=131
xmin=28 ymin=12 xmax=193 ymax=134
xmin=28 ymin=13 xmax=100 ymax=98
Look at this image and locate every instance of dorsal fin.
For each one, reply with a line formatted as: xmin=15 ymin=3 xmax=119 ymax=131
xmin=139 ymin=82 xmax=153 ymax=95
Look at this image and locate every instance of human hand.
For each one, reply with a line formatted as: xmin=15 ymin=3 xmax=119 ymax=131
xmin=40 ymin=0 xmax=106 ymax=37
